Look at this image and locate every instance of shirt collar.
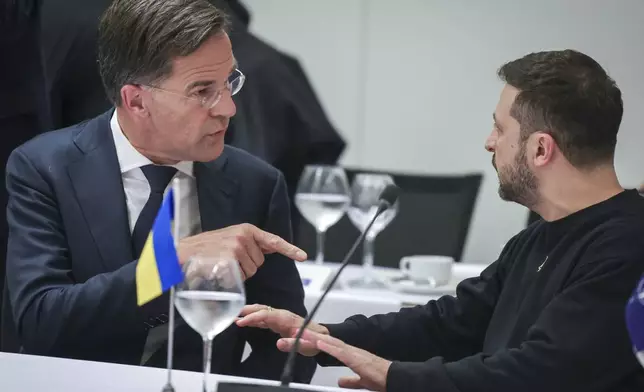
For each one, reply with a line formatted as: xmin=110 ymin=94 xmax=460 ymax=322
xmin=110 ymin=109 xmax=194 ymax=177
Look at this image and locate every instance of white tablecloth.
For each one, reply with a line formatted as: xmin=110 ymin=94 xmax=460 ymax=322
xmin=0 ymin=352 xmax=351 ymax=392
xmin=300 ymin=262 xmax=487 ymax=310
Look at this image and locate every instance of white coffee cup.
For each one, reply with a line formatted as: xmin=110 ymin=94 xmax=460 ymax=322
xmin=399 ymin=255 xmax=454 ymax=287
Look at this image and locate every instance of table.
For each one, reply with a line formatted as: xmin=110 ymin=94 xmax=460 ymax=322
xmin=2 ymin=264 xmax=487 ymax=391
xmin=0 ymin=352 xmax=351 ymax=392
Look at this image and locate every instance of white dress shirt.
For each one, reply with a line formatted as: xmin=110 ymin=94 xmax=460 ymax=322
xmin=110 ymin=110 xmax=196 ymax=232
xmin=110 ymin=110 xmax=199 ymax=364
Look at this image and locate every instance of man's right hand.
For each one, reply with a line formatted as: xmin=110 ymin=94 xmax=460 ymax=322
xmin=176 ymin=224 xmax=307 ymax=280
xmin=236 ymin=304 xmax=329 ymax=356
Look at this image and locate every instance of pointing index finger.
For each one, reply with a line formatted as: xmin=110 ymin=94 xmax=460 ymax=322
xmin=253 ymin=228 xmax=307 ymax=261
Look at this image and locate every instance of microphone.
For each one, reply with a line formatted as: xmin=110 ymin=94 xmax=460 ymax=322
xmin=217 ymin=184 xmax=401 ymax=392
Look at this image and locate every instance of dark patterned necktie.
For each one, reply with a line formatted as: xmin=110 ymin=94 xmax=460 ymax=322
xmin=131 ymin=165 xmax=177 ymax=258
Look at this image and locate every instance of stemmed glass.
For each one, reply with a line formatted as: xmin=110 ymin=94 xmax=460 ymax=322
xmin=295 ymin=165 xmax=351 ymax=264
xmin=174 ymin=256 xmax=246 ymax=392
xmin=346 ymin=173 xmax=399 ymax=288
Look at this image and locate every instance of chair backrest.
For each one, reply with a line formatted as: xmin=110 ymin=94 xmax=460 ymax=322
xmin=295 ymin=168 xmax=483 ymax=268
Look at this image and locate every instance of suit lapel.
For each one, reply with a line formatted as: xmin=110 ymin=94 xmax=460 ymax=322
xmin=67 ymin=111 xmax=134 ymax=271
xmin=195 ymin=151 xmax=239 ymax=232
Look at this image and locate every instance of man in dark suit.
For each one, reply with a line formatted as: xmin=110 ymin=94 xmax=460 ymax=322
xmin=4 ymin=0 xmax=315 ymax=382
xmin=39 ymin=0 xmax=113 ymax=129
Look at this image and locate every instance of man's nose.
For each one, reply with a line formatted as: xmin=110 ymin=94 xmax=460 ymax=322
xmin=211 ymin=91 xmax=236 ymax=118
xmin=485 ymin=133 xmax=496 ymax=152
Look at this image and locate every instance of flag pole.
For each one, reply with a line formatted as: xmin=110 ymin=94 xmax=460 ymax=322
xmin=161 ymin=286 xmax=177 ymax=392
xmin=162 ymin=180 xmax=181 ymax=392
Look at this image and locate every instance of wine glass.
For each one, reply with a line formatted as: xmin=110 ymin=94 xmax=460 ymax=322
xmin=174 ymin=256 xmax=246 ymax=392
xmin=295 ymin=165 xmax=350 ymax=264
xmin=347 ymin=173 xmax=399 ymax=289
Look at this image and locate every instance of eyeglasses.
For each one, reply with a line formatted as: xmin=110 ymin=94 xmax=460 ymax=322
xmin=143 ymin=68 xmax=245 ymax=109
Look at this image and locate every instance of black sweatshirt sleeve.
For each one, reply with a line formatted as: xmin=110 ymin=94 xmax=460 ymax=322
xmin=319 ymin=253 xmax=509 ymax=366
xmin=385 ymin=255 xmax=644 ymax=392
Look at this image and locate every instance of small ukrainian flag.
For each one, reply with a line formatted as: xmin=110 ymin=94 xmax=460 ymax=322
xmin=136 ymin=189 xmax=184 ymax=306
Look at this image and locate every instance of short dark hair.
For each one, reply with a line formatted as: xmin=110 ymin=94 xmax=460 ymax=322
xmin=98 ymin=0 xmax=229 ymax=105
xmin=498 ymin=49 xmax=623 ymax=168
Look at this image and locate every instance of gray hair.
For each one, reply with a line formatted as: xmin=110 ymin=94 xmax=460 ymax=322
xmin=98 ymin=0 xmax=229 ymax=105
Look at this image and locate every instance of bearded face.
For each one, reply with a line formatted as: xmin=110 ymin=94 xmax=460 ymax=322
xmin=495 ymin=139 xmax=539 ymax=209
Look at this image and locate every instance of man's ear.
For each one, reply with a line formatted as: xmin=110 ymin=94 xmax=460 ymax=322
xmin=120 ymin=84 xmax=148 ymax=117
xmin=533 ymin=132 xmax=557 ymax=167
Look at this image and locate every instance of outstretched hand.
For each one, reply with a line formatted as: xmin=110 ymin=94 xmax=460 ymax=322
xmin=236 ymin=304 xmax=328 ymax=356
xmin=295 ymin=329 xmax=392 ymax=391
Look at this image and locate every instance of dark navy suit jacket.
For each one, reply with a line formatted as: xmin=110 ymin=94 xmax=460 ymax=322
xmin=4 ymin=110 xmax=315 ymax=382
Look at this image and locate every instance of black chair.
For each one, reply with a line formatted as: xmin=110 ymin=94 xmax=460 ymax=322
xmin=294 ymin=169 xmax=483 ymax=268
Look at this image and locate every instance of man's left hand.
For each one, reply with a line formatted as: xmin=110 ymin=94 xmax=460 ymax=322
xmin=299 ymin=330 xmax=391 ymax=391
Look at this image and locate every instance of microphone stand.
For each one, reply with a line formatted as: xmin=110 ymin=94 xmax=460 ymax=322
xmin=218 ymin=185 xmax=399 ymax=392
xmin=279 ymin=200 xmax=392 ymax=386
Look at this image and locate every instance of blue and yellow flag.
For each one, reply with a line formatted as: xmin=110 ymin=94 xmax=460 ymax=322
xmin=136 ymin=189 xmax=184 ymax=306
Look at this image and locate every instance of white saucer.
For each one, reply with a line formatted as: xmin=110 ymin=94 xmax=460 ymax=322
xmin=386 ymin=275 xmax=451 ymax=295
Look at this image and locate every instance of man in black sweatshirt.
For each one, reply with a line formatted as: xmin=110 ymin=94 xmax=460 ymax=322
xmin=236 ymin=49 xmax=644 ymax=391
